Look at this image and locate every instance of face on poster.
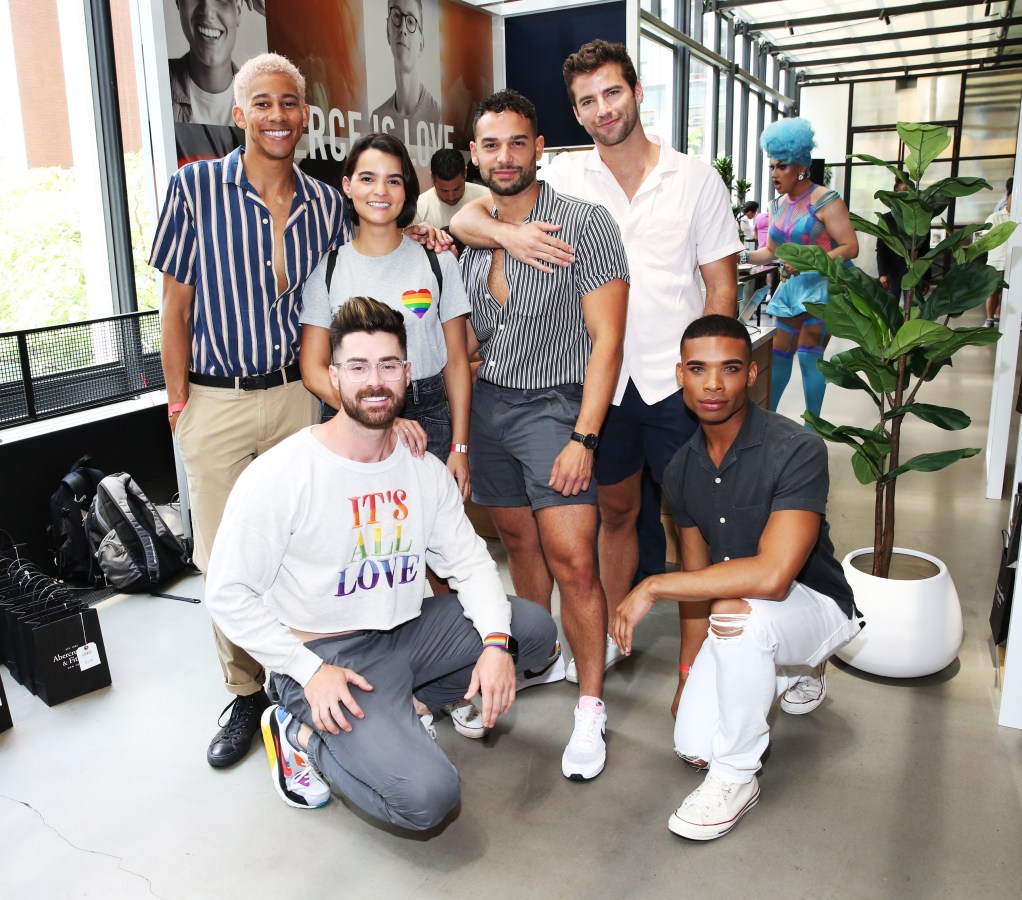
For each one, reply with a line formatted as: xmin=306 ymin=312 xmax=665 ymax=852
xmin=164 ymin=0 xmax=269 ymax=126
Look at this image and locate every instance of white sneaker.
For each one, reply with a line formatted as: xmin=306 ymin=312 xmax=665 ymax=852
xmin=441 ymin=698 xmax=489 ymax=739
xmin=565 ymin=634 xmax=626 ymax=684
xmin=516 ymin=641 xmax=567 ymax=691
xmin=561 ymin=700 xmax=607 ymax=781
xmin=419 ymin=713 xmax=438 ymax=741
xmin=668 ymin=773 xmax=760 ymax=841
xmin=780 ymin=662 xmax=827 ymax=715
xmin=260 ymin=706 xmax=331 ymax=809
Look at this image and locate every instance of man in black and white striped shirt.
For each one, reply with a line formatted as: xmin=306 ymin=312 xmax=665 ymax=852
xmin=461 ymin=90 xmax=629 ymax=782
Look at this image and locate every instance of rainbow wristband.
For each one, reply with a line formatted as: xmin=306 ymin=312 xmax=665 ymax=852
xmin=482 ymin=633 xmax=511 ymax=653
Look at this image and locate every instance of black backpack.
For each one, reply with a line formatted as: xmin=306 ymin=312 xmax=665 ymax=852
xmin=86 ymin=473 xmax=190 ymax=592
xmin=48 ymin=455 xmax=106 ymax=584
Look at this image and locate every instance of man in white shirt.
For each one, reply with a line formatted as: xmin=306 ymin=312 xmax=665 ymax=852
xmin=204 ymin=298 xmax=557 ymax=830
xmin=416 ymin=148 xmax=491 ymax=236
xmin=451 ymin=41 xmax=741 ymax=716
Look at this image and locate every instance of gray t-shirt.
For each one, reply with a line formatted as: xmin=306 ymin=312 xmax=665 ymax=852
xmin=301 ymin=236 xmax=471 ymax=379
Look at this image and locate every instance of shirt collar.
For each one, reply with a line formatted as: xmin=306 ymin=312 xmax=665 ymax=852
xmin=690 ymin=401 xmax=768 ymax=471
xmin=222 ymin=146 xmax=312 ymax=206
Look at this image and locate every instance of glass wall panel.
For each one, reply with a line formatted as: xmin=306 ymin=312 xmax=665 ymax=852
xmin=960 ymin=71 xmax=1022 ymax=158
xmin=639 ymin=35 xmax=675 ymax=147
xmin=852 ymin=131 xmax=901 ymax=163
xmin=852 ymin=75 xmax=961 ymax=127
xmin=955 ymin=159 xmax=1015 ymax=224
xmin=687 ymin=57 xmax=711 ymax=163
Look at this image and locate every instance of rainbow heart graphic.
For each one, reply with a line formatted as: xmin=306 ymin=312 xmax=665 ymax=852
xmin=402 ymin=288 xmax=433 ymax=319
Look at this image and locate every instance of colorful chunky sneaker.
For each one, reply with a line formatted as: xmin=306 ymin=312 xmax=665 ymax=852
xmin=517 ymin=640 xmax=566 ymax=691
xmin=441 ymin=698 xmax=489 ymax=739
xmin=668 ymin=773 xmax=759 ymax=841
xmin=561 ymin=697 xmax=607 ymax=781
xmin=260 ymin=706 xmax=330 ymax=810
xmin=780 ymin=662 xmax=827 ymax=715
xmin=565 ymin=634 xmax=627 ymax=684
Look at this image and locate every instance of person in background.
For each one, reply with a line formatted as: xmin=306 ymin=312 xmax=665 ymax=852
xmin=416 ymin=148 xmax=491 ymax=254
xmin=876 ymin=179 xmax=929 ymax=301
xmin=743 ymin=117 xmax=858 ymax=420
xmin=985 ymin=177 xmax=1013 ymax=329
xmin=739 ymin=201 xmax=759 ymax=248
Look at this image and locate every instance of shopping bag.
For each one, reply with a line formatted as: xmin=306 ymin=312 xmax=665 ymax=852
xmin=990 ymin=483 xmax=1022 ymax=645
xmin=0 ymin=669 xmax=12 ymax=733
xmin=27 ymin=605 xmax=111 ymax=706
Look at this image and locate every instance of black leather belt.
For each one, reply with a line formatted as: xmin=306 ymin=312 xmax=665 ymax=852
xmin=188 ymin=362 xmax=301 ymax=391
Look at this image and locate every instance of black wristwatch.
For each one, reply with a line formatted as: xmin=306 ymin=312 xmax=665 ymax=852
xmin=571 ymin=431 xmax=600 ymax=451
xmin=483 ymin=633 xmax=519 ymax=663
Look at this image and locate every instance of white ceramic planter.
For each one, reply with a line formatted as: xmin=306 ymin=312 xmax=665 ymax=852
xmin=836 ymin=547 xmax=963 ymax=678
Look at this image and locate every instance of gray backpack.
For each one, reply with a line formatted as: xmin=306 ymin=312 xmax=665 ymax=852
xmin=86 ymin=474 xmax=190 ymax=592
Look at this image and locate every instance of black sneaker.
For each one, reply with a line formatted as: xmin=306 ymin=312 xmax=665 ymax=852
xmin=207 ymin=689 xmax=270 ymax=768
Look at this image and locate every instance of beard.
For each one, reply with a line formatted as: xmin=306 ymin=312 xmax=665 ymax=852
xmin=587 ymin=102 xmax=639 ymax=148
xmin=339 ymin=385 xmax=407 ymax=429
xmin=480 ymin=159 xmax=538 ymax=197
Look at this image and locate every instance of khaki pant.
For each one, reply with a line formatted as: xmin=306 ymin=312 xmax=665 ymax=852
xmin=175 ymin=378 xmax=319 ymax=696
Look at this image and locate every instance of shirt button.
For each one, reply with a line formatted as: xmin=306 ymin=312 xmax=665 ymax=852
xmin=274 ymin=344 xmax=280 ymax=350
xmin=714 ymin=477 xmax=722 ymax=484
xmin=266 ymin=260 xmax=272 ymax=267
xmin=724 ymin=556 xmax=731 ymax=561
xmin=719 ymin=517 xmax=726 ymax=524
xmin=499 ymin=324 xmax=505 ymax=330
xmin=488 ymin=360 xmax=495 ymax=366
xmin=262 ymin=218 xmax=268 ymax=224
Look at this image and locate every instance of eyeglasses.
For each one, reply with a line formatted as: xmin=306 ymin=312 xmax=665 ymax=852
xmin=331 ymin=360 xmax=409 ymax=382
xmin=388 ymin=7 xmax=420 ymax=33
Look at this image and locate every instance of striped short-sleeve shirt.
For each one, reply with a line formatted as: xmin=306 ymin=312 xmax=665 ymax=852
xmin=461 ymin=181 xmax=629 ymax=390
xmin=149 ymin=147 xmax=349 ymax=377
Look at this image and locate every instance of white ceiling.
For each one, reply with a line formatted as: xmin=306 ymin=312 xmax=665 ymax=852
xmin=726 ymin=1 xmax=1021 ymax=82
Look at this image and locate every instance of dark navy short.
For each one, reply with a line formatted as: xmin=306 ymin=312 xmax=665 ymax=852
xmin=595 ymin=379 xmax=698 ymax=485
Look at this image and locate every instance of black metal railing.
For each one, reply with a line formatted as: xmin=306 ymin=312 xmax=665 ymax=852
xmin=0 ymin=311 xmax=164 ymax=428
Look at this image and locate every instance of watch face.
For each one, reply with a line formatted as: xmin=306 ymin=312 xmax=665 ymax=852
xmin=583 ymin=433 xmax=599 ymax=450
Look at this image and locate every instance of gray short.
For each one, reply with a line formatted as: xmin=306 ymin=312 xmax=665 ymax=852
xmin=469 ymin=379 xmax=596 ymax=510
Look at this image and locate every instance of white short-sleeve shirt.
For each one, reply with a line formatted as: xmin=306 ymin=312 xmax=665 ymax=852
xmin=542 ymin=135 xmax=742 ymax=405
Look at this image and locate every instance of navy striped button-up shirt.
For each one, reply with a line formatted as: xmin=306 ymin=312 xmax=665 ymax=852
xmin=461 ymin=181 xmax=629 ymax=390
xmin=149 ymin=147 xmax=348 ymax=377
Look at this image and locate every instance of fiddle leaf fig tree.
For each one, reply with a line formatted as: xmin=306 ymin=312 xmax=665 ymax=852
xmin=775 ymin=122 xmax=1017 ymax=578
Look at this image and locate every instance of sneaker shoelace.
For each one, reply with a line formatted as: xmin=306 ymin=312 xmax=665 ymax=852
xmin=217 ymin=695 xmax=262 ymax=739
xmin=570 ymin=708 xmax=604 ymax=751
xmin=685 ymin=776 xmax=733 ymax=815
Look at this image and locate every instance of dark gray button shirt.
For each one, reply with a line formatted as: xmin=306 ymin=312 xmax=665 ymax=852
xmin=663 ymin=402 xmax=855 ymax=617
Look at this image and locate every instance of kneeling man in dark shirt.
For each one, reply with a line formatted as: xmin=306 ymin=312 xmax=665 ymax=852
xmin=611 ymin=314 xmax=861 ymax=841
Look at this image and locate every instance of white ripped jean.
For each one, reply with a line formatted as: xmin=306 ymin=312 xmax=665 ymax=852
xmin=674 ymin=581 xmax=861 ymax=784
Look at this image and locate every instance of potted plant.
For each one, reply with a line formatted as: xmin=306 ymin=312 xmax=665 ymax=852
xmin=713 ymin=155 xmax=752 ymax=232
xmin=776 ymin=122 xmax=1017 ymax=677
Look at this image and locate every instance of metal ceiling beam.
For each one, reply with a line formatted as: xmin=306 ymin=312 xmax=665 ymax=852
xmin=797 ymin=52 xmax=1022 ymax=82
xmin=774 ymin=15 xmax=1022 ymax=51
xmin=744 ymin=0 xmax=995 ymax=32
xmin=795 ymin=37 xmax=1022 ymax=66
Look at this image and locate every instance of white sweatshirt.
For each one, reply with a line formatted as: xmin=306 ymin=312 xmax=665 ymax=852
xmin=205 ymin=428 xmax=511 ymax=686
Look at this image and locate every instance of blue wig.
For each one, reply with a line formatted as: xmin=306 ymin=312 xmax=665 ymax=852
xmin=760 ymin=117 xmax=816 ymax=167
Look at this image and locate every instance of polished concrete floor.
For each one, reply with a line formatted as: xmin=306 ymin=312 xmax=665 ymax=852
xmin=2 ymin=325 xmax=1021 ymax=899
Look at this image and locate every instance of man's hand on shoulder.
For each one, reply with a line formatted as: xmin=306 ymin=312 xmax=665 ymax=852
xmin=303 ymin=663 xmax=374 ymax=735
xmin=549 ymin=440 xmax=593 ymax=496
xmin=504 ymin=221 xmax=576 ymax=272
xmin=465 ymin=646 xmax=516 ymax=728
xmin=404 ymin=223 xmax=455 ymax=253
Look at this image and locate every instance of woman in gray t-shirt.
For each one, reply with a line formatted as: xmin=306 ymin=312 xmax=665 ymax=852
xmin=300 ymin=133 xmax=473 ymax=499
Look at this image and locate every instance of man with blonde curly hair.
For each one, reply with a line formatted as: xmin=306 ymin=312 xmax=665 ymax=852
xmin=151 ymin=51 xmax=350 ymax=770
